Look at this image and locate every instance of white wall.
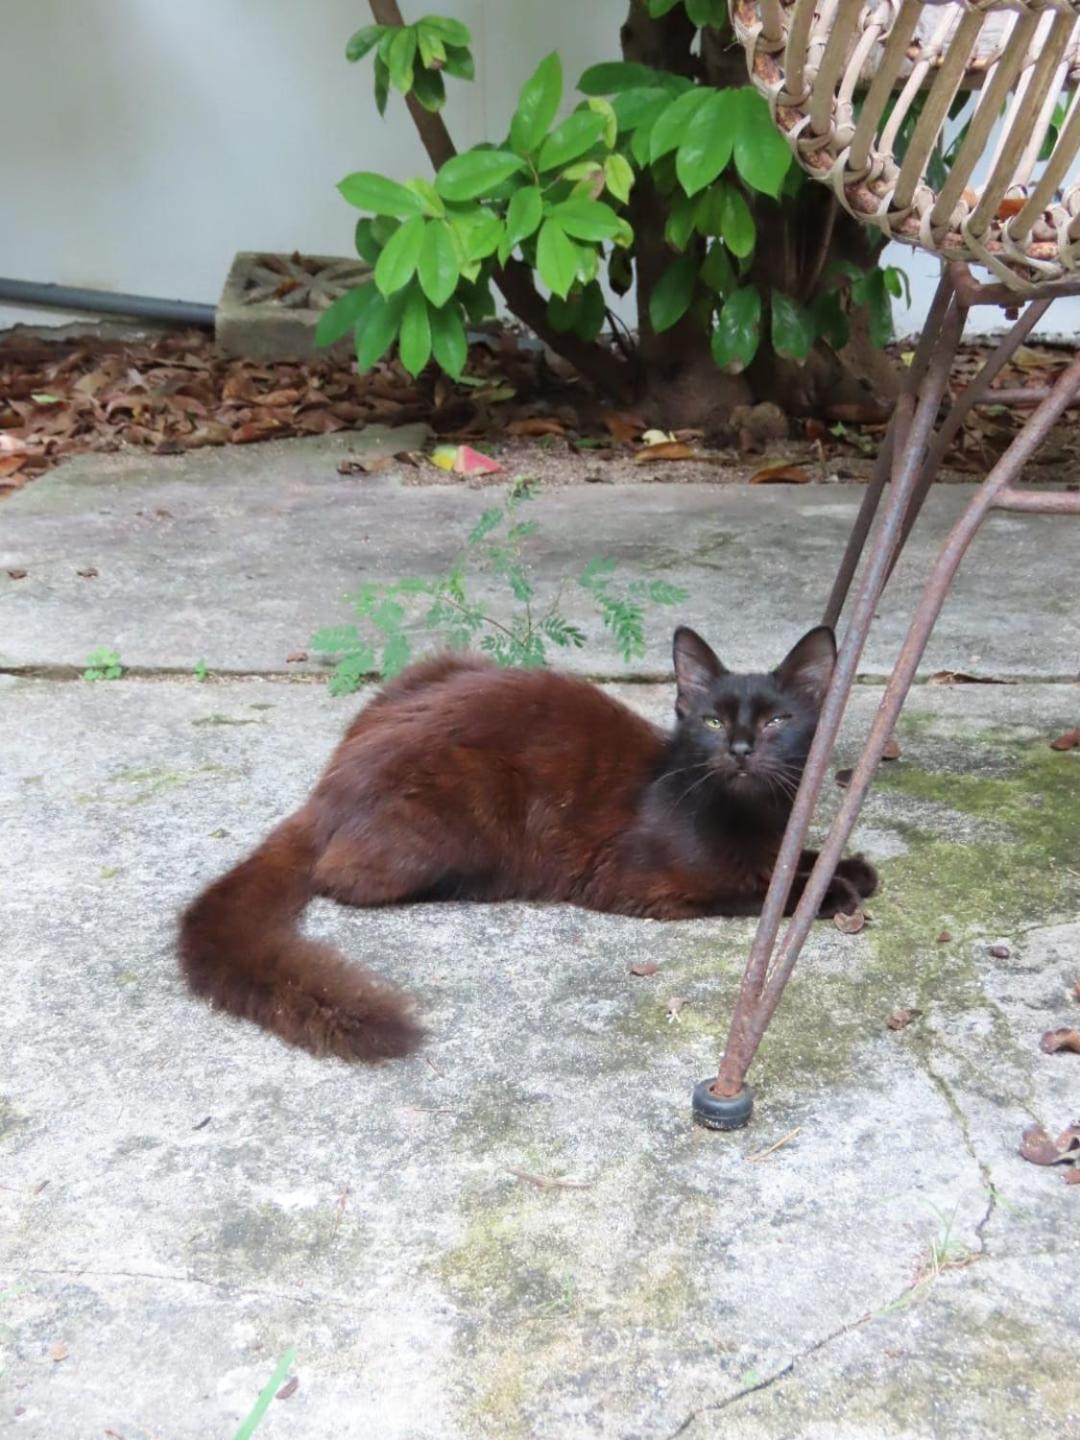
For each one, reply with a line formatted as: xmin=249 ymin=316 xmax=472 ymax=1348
xmin=1 ymin=1 xmax=1075 ymax=340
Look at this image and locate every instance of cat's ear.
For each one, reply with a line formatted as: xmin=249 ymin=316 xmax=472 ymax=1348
xmin=673 ymin=627 xmax=726 ymax=716
xmin=774 ymin=626 xmax=836 ymax=708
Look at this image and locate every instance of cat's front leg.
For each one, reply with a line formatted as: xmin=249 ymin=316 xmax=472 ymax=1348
xmin=790 ymin=849 xmax=878 ymax=917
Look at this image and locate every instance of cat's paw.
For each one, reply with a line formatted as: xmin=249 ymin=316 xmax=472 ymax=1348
xmin=836 ymin=854 xmax=878 ymax=899
xmin=816 ymin=877 xmax=861 ymax=918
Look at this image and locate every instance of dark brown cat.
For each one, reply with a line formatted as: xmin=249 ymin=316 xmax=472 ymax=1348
xmin=178 ymin=626 xmax=876 ymax=1062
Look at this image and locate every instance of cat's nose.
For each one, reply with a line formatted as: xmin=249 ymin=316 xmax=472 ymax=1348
xmin=730 ymin=738 xmax=754 ymax=760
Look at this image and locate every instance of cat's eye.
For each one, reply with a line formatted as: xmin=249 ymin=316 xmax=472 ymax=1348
xmin=703 ymin=715 xmax=723 ymax=729
xmin=763 ymin=714 xmax=791 ymax=729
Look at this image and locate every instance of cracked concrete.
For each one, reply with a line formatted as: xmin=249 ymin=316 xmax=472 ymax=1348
xmin=1 ymin=444 xmax=1079 ymax=1438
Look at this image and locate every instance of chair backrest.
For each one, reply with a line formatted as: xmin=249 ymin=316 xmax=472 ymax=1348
xmin=730 ymin=0 xmax=1080 ymax=289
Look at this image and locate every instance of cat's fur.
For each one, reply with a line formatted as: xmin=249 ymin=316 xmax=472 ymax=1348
xmin=178 ymin=626 xmax=876 ymax=1062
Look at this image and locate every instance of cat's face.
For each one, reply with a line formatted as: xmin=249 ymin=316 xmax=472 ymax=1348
xmin=670 ymin=625 xmax=836 ymax=808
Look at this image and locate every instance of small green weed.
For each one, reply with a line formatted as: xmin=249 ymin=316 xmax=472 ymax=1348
xmin=194 ymin=657 xmax=210 ymax=683
xmin=310 ymin=479 xmax=687 ymax=696
xmin=232 ymin=1347 xmax=296 ymax=1440
xmin=83 ymin=647 xmax=123 ymax=682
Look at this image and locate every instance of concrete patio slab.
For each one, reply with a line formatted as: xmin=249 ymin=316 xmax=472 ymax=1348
xmin=2 ymin=435 xmax=1077 ymax=681
xmin=2 ymin=674 xmax=1078 ymax=1439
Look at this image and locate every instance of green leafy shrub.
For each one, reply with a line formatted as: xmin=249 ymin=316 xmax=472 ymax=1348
xmin=317 ymin=4 xmax=907 ymax=403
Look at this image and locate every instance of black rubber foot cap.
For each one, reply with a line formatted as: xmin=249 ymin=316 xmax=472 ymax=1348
xmin=692 ymin=1078 xmax=754 ymax=1130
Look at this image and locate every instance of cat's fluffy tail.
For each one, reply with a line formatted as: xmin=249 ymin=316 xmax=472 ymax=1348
xmin=177 ymin=810 xmax=422 ymax=1062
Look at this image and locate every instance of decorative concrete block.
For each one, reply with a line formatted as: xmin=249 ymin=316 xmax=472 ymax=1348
xmin=215 ymin=251 xmax=370 ymax=361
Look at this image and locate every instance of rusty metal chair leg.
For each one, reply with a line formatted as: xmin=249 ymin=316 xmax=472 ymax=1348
xmin=822 ymin=274 xmax=959 ymax=629
xmin=692 ymin=339 xmax=1080 ymax=1131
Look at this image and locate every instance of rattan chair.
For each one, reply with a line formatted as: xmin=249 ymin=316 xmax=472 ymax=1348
xmin=693 ymin=0 xmax=1080 ymax=1130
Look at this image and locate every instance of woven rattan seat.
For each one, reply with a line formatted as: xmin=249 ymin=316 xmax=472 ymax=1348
xmin=731 ymin=0 xmax=1080 ymax=287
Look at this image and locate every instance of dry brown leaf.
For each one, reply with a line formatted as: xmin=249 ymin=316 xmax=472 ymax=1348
xmin=835 ymin=768 xmax=853 ymax=789
xmin=1019 ymin=1123 xmax=1062 ymax=1166
xmin=1019 ymin=1121 xmax=1080 ymax=1168
xmin=834 ymin=909 xmax=866 ymax=935
xmin=886 ymin=1007 xmax=921 ymax=1030
xmin=76 ymin=566 xmax=98 ymax=578
xmin=937 ymin=930 xmax=953 ymax=944
xmin=285 ymin=650 xmax=308 ymax=664
xmin=1050 ymin=728 xmax=1080 ymax=751
xmin=262 ymin=388 xmax=303 ymax=407
xmin=881 ymin=738 xmax=901 ymax=761
xmin=750 ymin=464 xmax=811 ymax=485
xmin=928 ymin=670 xmax=1008 ymax=686
xmin=7 ymin=568 xmax=28 ymax=579
xmin=666 ymin=996 xmax=690 ymax=1022
xmin=629 ymin=961 xmax=659 ymax=977
xmin=506 ymin=417 xmax=565 ymax=438
xmin=1041 ymin=1028 xmax=1080 ymax=1055
xmin=634 ymin=441 xmax=696 ymax=463
xmin=231 ymin=419 xmax=284 ymax=444
xmin=49 ymin=1343 xmax=69 ymax=1363
xmin=987 ymin=944 xmax=1011 ymax=959
xmin=996 ymin=196 xmax=1026 ymax=219
xmin=276 ymin=1376 xmax=300 ymax=1400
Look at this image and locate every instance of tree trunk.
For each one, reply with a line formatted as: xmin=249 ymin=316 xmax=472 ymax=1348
xmin=622 ymin=2 xmax=752 ymax=426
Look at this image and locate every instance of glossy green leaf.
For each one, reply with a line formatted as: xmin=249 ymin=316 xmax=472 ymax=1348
xmin=612 ymin=86 xmax=671 ymax=133
xmin=403 ymin=178 xmax=442 ymax=218
xmin=586 ymin=97 xmax=618 ymax=149
xmin=809 ymin=291 xmax=850 ymax=351
xmin=603 ymin=153 xmax=635 ymax=203
xmin=547 ymin=281 xmax=606 ymax=342
xmin=338 ymin=171 xmax=424 ymax=218
xmin=345 ymin=25 xmax=382 ymax=62
xmin=355 ymin=290 xmax=405 ymax=371
xmin=510 ymin=51 xmax=562 ymax=155
xmin=442 ymin=44 xmax=474 ymax=80
xmin=649 ymin=255 xmax=698 ymax=333
xmin=536 ymin=219 xmax=580 ymax=299
xmin=416 ymin=21 xmax=446 ymax=69
xmin=771 ymin=290 xmax=815 ymax=363
xmin=384 ymin=26 xmax=418 ymax=92
xmin=720 ymin=184 xmax=756 ymax=258
xmin=578 ymin=61 xmax=666 ymax=95
xmin=608 ymin=247 xmax=633 ymax=296
xmin=354 ymin=217 xmax=381 ymax=263
xmin=505 ymin=186 xmax=543 ymax=250
xmin=315 ymin=280 xmax=379 ymax=348
xmin=374 ymin=57 xmax=390 ymax=116
xmin=664 ymin=193 xmax=696 ymax=252
xmin=537 ymin=110 xmax=607 ymax=173
xmin=418 ymin=14 xmax=471 ymax=46
xmin=732 ymin=88 xmax=792 ymax=198
xmin=430 ymin=300 xmax=468 ymax=376
xmin=701 ymin=240 xmax=736 ymax=296
xmin=411 ymin=65 xmax=446 ymax=112
xmin=675 ymin=90 xmax=735 ymax=196
xmin=711 ymin=286 xmax=762 ymax=372
xmin=647 ymin=0 xmax=682 ymax=14
xmin=417 ymin=220 xmax=459 ymax=306
xmin=548 ymin=198 xmax=622 ymax=241
xmin=374 ymin=213 xmax=426 ymax=296
xmin=649 ymin=87 xmax=712 ymax=164
xmin=450 ymin=209 xmax=503 ymax=261
xmin=398 ymin=287 xmax=432 ymax=376
xmin=435 ymin=148 xmax=525 ymax=201
xmin=693 ymin=183 xmax=727 ymax=237
xmin=686 ymin=0 xmax=728 ymax=24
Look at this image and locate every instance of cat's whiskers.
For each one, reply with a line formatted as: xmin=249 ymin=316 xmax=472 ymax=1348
xmin=675 ymin=763 xmax=720 ymax=807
